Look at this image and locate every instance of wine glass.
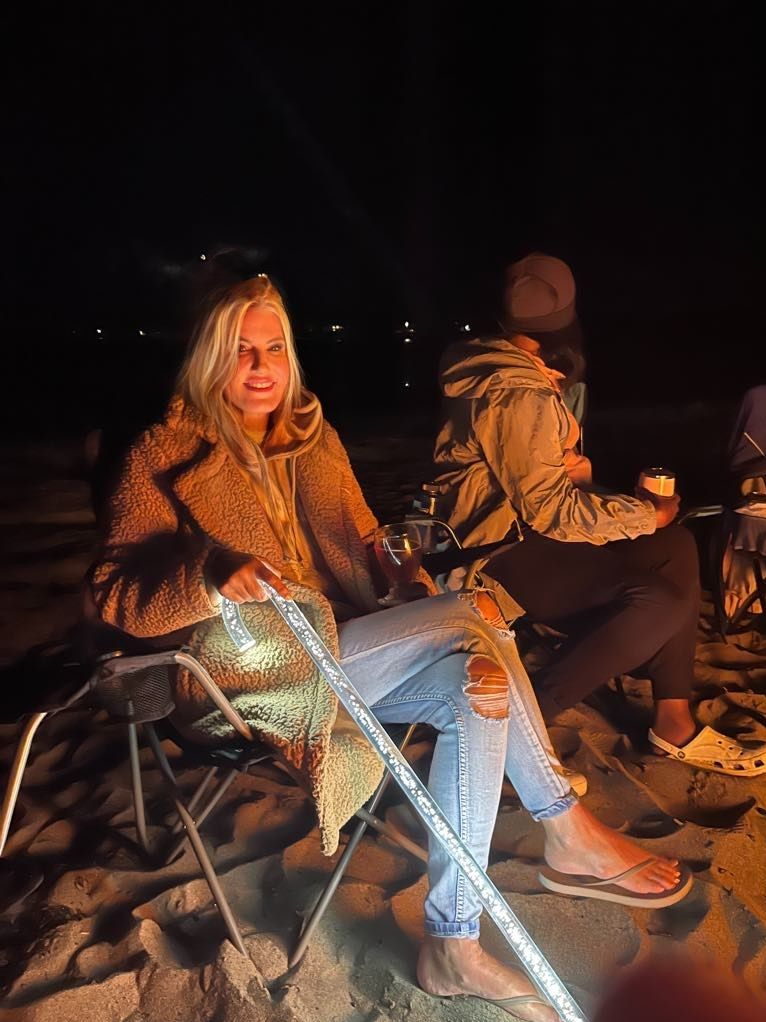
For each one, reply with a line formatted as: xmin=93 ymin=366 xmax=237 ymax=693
xmin=373 ymin=522 xmax=423 ymax=606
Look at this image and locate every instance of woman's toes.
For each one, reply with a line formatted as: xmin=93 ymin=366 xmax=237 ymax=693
xmin=648 ymin=866 xmax=681 ymax=889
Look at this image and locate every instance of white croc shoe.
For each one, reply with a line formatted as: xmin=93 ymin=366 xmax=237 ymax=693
xmin=648 ymin=726 xmax=766 ymax=777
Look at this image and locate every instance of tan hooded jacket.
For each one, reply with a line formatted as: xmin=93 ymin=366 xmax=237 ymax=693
xmin=89 ymin=395 xmax=401 ymax=853
xmin=433 ymin=337 xmax=656 ymax=548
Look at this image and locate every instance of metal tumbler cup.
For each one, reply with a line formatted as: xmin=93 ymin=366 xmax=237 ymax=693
xmin=638 ymin=466 xmax=676 ymax=497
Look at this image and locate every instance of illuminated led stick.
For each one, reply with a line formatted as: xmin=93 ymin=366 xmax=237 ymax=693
xmin=221 ymin=591 xmax=587 ymax=1022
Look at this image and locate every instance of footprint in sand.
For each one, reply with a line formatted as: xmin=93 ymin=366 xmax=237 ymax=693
xmin=683 ymin=797 xmax=756 ymax=830
xmin=69 ymin=731 xmax=122 ymax=767
xmin=647 ymin=883 xmax=711 ymax=940
xmin=26 ymin=818 xmax=78 ymax=857
xmin=24 ymin=739 xmax=73 ymax=785
xmin=52 ymin=780 xmax=94 ymax=810
xmin=624 ymin=811 xmax=684 ymax=840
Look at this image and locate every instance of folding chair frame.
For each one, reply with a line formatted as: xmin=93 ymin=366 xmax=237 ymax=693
xmin=681 ymin=504 xmax=766 ymax=641
xmin=1 ymin=645 xmax=426 ymax=963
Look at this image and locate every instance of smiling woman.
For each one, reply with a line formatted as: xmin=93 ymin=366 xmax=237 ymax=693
xmin=177 ymin=275 xmax=305 ymax=448
xmin=227 ymin=308 xmax=291 ymax=432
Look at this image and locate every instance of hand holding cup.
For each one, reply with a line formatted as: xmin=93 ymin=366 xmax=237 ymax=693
xmin=636 ymin=467 xmax=680 ymax=529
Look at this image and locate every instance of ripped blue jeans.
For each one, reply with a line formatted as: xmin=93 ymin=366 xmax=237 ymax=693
xmin=337 ymin=591 xmax=576 ymax=939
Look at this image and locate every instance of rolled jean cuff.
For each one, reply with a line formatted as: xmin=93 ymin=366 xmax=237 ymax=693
xmin=530 ymin=791 xmax=578 ymax=821
xmin=424 ymin=920 xmax=481 ymax=939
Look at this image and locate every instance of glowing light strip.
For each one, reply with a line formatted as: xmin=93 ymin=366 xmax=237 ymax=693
xmin=221 ymin=592 xmax=586 ymax=1022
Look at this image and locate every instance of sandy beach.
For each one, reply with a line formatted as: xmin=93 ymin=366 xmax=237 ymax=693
xmin=1 ymin=433 xmax=765 ymax=1021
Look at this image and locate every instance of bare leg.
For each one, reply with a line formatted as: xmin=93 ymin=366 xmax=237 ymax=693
xmin=543 ymin=803 xmax=681 ymax=894
xmin=652 ymin=697 xmax=696 ymax=747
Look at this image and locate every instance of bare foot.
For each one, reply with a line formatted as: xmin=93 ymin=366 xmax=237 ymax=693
xmin=417 ymin=936 xmax=560 ymax=1022
xmin=543 ymin=803 xmax=682 ymax=895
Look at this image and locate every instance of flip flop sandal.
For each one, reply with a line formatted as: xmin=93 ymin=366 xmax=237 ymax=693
xmin=538 ymin=858 xmax=693 ymax=908
xmin=648 ymin=726 xmax=766 ymax=776
xmin=454 ymin=994 xmax=553 ymax=1019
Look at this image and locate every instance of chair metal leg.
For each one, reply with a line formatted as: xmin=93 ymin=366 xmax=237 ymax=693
xmin=163 ymin=767 xmax=239 ymax=865
xmin=170 ymin=766 xmax=219 ymax=836
xmin=127 ymin=722 xmax=149 ymax=855
xmin=1 ymin=678 xmax=92 ymax=857
xmin=353 ymin=806 xmax=428 ymax=863
xmin=729 ymin=589 xmax=760 ymax=632
xmin=719 ymin=550 xmax=765 ymax=637
xmin=289 ymin=724 xmax=418 ymax=968
xmin=143 ymin=724 xmax=248 ymax=957
xmin=166 ymin=745 xmax=275 ymax=857
xmin=0 ymin=712 xmax=49 ymax=857
xmin=711 ymin=515 xmax=733 ymax=641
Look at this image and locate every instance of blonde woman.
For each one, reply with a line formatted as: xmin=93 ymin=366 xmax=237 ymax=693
xmin=92 ymin=275 xmax=689 ymax=1022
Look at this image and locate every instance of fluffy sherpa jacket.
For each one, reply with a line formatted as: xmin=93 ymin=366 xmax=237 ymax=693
xmin=90 ymin=394 xmax=420 ymax=854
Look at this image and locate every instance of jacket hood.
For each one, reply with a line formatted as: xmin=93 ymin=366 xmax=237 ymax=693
xmin=166 ymin=389 xmax=324 ymax=461
xmin=262 ymin=389 xmax=323 ymax=461
xmin=439 ymin=336 xmax=560 ymax=399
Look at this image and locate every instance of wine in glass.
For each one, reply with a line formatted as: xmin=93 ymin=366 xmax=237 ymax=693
xmin=373 ymin=523 xmax=423 ymax=606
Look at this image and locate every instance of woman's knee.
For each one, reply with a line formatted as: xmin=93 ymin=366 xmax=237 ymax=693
xmin=649 ymin=524 xmax=700 ymax=587
xmin=448 ymin=587 xmax=510 ymax=635
xmin=463 ymin=653 xmax=510 ymax=720
xmin=671 ymin=523 xmax=700 ymax=576
xmin=625 ymin=573 xmax=692 ymax=632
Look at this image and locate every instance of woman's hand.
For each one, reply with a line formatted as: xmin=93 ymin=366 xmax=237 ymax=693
xmin=636 ymin=487 xmax=681 ymax=529
xmin=563 ymin=449 xmax=593 ymax=486
xmin=213 ymin=554 xmax=291 ymax=603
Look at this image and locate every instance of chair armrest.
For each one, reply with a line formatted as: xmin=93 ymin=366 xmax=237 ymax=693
xmin=174 ymin=650 xmax=254 ymax=742
xmin=678 ymin=504 xmax=725 ymax=525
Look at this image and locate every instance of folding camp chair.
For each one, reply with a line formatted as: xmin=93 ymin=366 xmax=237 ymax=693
xmin=680 ymin=481 xmax=766 ymax=641
xmin=703 ymin=505 xmax=766 ymax=640
xmin=705 ymin=386 xmax=766 ymax=638
xmin=0 ymin=641 xmax=256 ymax=954
xmin=0 ymin=634 xmax=426 ymax=961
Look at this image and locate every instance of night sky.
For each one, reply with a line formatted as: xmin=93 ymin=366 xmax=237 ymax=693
xmin=3 ymin=4 xmax=763 ymax=426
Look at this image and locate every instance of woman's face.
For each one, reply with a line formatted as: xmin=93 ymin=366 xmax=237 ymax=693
xmin=225 ymin=306 xmax=291 ymax=431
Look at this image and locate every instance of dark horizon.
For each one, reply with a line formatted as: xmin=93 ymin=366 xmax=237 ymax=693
xmin=3 ymin=5 xmax=763 ymax=417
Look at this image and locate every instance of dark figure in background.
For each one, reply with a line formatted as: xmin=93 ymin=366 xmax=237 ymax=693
xmin=721 ymin=383 xmax=766 ymax=624
xmin=433 ymin=253 xmax=766 ymax=778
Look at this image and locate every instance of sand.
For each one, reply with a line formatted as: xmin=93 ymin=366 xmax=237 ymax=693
xmin=1 ymin=436 xmax=765 ymax=1021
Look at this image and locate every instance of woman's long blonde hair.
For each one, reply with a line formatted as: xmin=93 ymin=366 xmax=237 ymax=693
xmin=177 ymin=274 xmax=304 ymax=475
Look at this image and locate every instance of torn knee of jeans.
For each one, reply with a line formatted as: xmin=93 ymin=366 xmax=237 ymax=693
xmin=459 ymin=587 xmax=508 ymax=632
xmin=464 ymin=654 xmax=509 ymax=719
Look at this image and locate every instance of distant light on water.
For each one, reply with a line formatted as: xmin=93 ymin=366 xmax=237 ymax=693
xmin=463 ymin=323 xmax=471 ymax=332
xmin=138 ymin=330 xmax=146 ymax=336
xmin=404 ymin=380 xmax=410 ymax=388
xmin=200 ymin=253 xmax=207 ymax=261
xmin=96 ymin=328 xmax=102 ymax=335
